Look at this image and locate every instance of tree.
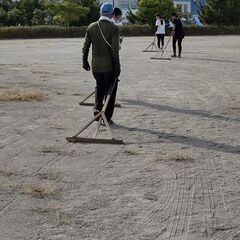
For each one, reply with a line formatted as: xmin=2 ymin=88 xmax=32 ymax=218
xmin=31 ymin=8 xmax=47 ymax=25
xmin=7 ymin=7 xmax=27 ymax=25
xmin=126 ymin=8 xmax=143 ymax=24
xmin=0 ymin=7 xmax=7 ymax=25
xmin=76 ymin=0 xmax=99 ymax=25
xmin=136 ymin=0 xmax=176 ymax=26
xmin=47 ymin=0 xmax=88 ymax=27
xmin=18 ymin=0 xmax=43 ymax=25
xmin=0 ymin=0 xmax=13 ymax=11
xmin=200 ymin=0 xmax=240 ymax=26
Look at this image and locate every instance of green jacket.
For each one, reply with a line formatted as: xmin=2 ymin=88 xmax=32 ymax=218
xmin=82 ymin=19 xmax=120 ymax=73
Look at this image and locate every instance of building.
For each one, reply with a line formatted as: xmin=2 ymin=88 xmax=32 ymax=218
xmin=98 ymin=0 xmax=137 ymax=20
xmin=173 ymin=0 xmax=207 ymax=16
xmin=98 ymin=0 xmax=137 ymax=11
xmin=98 ymin=0 xmax=207 ymax=16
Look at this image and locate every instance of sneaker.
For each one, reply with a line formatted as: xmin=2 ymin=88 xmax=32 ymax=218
xmin=171 ymin=54 xmax=177 ymax=57
xmin=109 ymin=119 xmax=114 ymax=125
xmin=93 ymin=110 xmax=100 ymax=121
xmin=101 ymin=119 xmax=114 ymax=126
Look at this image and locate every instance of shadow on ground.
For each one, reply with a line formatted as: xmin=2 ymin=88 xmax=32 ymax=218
xmin=121 ymin=99 xmax=240 ymax=123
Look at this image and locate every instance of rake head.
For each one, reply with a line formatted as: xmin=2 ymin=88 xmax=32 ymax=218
xmin=66 ymin=136 xmax=124 ymax=145
xmin=79 ymin=102 xmax=122 ymax=107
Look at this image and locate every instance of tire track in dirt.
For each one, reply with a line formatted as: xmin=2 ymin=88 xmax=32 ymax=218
xmin=165 ymin=169 xmax=184 ymax=240
xmin=182 ymin=181 xmax=195 ymax=240
xmin=0 ymin=197 xmax=22 ymax=216
xmin=0 ymin=110 xmax=69 ymax=162
xmin=0 ymin=142 xmax=74 ymax=217
xmin=33 ymin=149 xmax=125 ymax=240
xmin=168 ymin=167 xmax=196 ymax=240
xmin=204 ymin=160 xmax=229 ymax=232
xmin=207 ymin=157 xmax=239 ymax=240
xmin=114 ymin=164 xmax=177 ymax=239
xmin=0 ymin=117 xmax=31 ymax=130
xmin=142 ymin=162 xmax=196 ymax=240
xmin=0 ymin=140 xmax=123 ymax=237
xmin=221 ymin=228 xmax=240 ymax=240
xmin=198 ymin=163 xmax=215 ymax=236
xmin=0 ymin=117 xmax=35 ymax=151
xmin=197 ymin=157 xmax=230 ymax=238
xmin=138 ymin=166 xmax=176 ymax=228
xmin=163 ymin=165 xmax=193 ymax=240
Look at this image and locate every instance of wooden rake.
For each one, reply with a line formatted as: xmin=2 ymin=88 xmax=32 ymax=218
xmin=66 ymin=78 xmax=124 ymax=145
xmin=142 ymin=36 xmax=159 ymax=52
xmin=150 ymin=35 xmax=172 ymax=60
xmin=79 ymin=90 xmax=121 ymax=107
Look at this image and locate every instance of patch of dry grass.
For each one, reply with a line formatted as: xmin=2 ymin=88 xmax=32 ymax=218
xmin=32 ymin=203 xmax=60 ymax=214
xmin=36 ymin=171 xmax=61 ymax=181
xmin=124 ymin=150 xmax=139 ymax=155
xmin=166 ymin=150 xmax=194 ymax=161
xmin=227 ymin=102 xmax=240 ymax=113
xmin=31 ymin=70 xmax=51 ymax=75
xmin=0 ymin=88 xmax=44 ymax=101
xmin=22 ymin=182 xmax=57 ymax=198
xmin=0 ymin=180 xmax=19 ymax=192
xmin=50 ymin=124 xmax=65 ymax=130
xmin=56 ymin=212 xmax=72 ymax=225
xmin=155 ymin=150 xmax=194 ymax=162
xmin=72 ymin=92 xmax=83 ymax=96
xmin=38 ymin=145 xmax=62 ymax=154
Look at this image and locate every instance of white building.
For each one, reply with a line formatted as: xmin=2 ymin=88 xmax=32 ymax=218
xmin=98 ymin=0 xmax=137 ymax=21
xmin=98 ymin=0 xmax=137 ymax=11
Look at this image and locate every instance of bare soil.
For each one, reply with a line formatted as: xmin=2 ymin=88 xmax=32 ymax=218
xmin=0 ymin=36 xmax=240 ymax=240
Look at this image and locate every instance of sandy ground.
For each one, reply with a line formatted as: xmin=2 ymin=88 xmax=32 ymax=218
xmin=0 ymin=36 xmax=240 ymax=240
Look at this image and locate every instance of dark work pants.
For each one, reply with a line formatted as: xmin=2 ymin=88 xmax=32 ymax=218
xmin=93 ymin=72 xmax=118 ymax=121
xmin=156 ymin=34 xmax=165 ymax=48
xmin=172 ymin=36 xmax=183 ymax=55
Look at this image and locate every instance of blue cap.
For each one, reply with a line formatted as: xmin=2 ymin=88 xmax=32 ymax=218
xmin=100 ymin=2 xmax=113 ymax=15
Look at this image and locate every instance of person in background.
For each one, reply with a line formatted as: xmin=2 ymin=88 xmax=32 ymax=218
xmin=112 ymin=7 xmax=123 ymax=26
xmin=155 ymin=14 xmax=166 ymax=49
xmin=171 ymin=13 xmax=185 ymax=58
xmin=82 ymin=2 xmax=121 ymax=124
xmin=112 ymin=7 xmax=123 ymax=48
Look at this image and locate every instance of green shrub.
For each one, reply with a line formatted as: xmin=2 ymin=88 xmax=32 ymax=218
xmin=0 ymin=25 xmax=239 ymax=39
xmin=0 ymin=26 xmax=87 ymax=39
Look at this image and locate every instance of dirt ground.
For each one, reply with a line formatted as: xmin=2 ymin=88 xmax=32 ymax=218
xmin=0 ymin=36 xmax=240 ymax=240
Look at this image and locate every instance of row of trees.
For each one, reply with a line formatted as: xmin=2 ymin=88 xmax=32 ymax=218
xmin=201 ymin=0 xmax=240 ymax=26
xmin=0 ymin=0 xmax=99 ymax=26
xmin=126 ymin=0 xmax=177 ymax=26
xmin=0 ymin=0 xmax=239 ymax=27
xmin=127 ymin=0 xmax=240 ymax=26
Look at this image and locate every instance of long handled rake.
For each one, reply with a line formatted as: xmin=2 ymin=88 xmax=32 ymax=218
xmin=142 ymin=36 xmax=159 ymax=52
xmin=150 ymin=35 xmax=172 ymax=60
xmin=66 ymin=78 xmax=124 ymax=145
xmin=79 ymin=90 xmax=121 ymax=107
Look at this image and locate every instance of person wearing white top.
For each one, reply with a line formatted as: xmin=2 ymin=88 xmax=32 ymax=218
xmin=112 ymin=7 xmax=123 ymax=26
xmin=155 ymin=14 xmax=166 ymax=49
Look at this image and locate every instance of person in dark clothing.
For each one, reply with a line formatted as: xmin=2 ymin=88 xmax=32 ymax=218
xmin=171 ymin=13 xmax=185 ymax=58
xmin=82 ymin=3 xmax=120 ymax=124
